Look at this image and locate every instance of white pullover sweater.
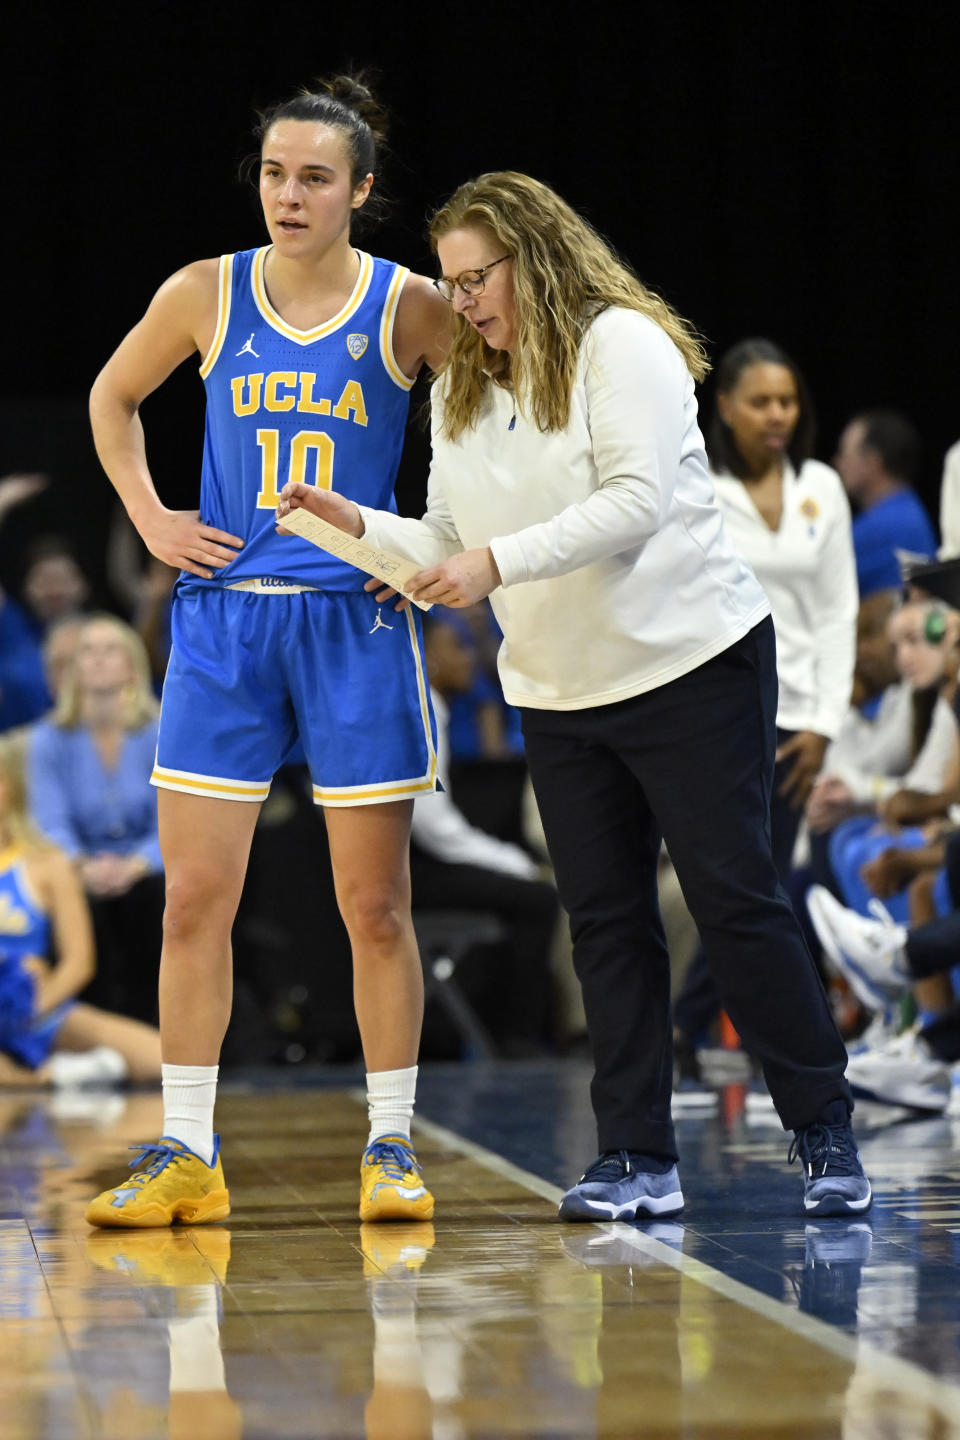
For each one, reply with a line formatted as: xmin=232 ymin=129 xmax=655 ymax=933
xmin=360 ymin=308 xmax=770 ymax=711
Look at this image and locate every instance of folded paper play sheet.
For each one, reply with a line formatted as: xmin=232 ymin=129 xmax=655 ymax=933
xmin=279 ymin=507 xmax=432 ymax=611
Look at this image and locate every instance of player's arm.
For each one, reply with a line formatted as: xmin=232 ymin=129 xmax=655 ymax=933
xmin=392 ymin=273 xmax=452 ymax=378
xmin=25 ymin=849 xmax=95 ymax=1014
xmin=90 ymin=260 xmax=244 ymax=578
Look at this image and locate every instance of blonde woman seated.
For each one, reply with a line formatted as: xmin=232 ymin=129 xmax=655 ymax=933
xmin=26 ymin=614 xmax=164 ymax=1022
xmin=0 ymin=735 xmax=161 ymax=1087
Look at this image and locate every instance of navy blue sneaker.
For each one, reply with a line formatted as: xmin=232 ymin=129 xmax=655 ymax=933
xmin=558 ymin=1151 xmax=684 ymax=1222
xmin=788 ymin=1110 xmax=872 ymax=1216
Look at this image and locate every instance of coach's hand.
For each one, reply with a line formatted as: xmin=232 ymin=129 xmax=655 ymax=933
xmin=406 ymin=548 xmax=501 ymax=608
xmin=277 ymin=482 xmax=364 ymax=537
xmin=139 ymin=508 xmax=243 ymax=580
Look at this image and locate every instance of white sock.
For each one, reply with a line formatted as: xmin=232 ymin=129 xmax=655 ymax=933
xmin=48 ymin=1046 xmax=128 ymax=1088
xmin=366 ymin=1065 xmax=418 ymax=1145
xmin=162 ymin=1064 xmax=219 ymax=1165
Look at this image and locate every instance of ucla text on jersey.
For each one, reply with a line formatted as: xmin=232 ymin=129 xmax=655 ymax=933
xmin=192 ymin=247 xmax=415 ymax=592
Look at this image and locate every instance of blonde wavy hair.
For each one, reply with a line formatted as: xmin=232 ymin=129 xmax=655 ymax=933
xmin=429 ymin=171 xmax=710 ymax=439
xmin=0 ymin=733 xmax=48 ymax=851
xmin=53 ymin=614 xmax=158 ymax=731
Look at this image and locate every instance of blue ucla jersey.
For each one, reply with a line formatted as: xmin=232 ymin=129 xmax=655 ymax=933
xmin=189 ymin=247 xmax=415 ymax=592
xmin=0 ymin=845 xmax=50 ymax=970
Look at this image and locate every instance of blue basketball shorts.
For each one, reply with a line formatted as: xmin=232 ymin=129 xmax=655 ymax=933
xmin=153 ymin=585 xmax=438 ymax=807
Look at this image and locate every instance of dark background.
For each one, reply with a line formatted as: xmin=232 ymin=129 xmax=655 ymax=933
xmin=1 ymin=0 xmax=957 ymax=605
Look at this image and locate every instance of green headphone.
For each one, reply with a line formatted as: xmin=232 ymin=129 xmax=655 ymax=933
xmin=925 ymin=608 xmax=948 ymax=644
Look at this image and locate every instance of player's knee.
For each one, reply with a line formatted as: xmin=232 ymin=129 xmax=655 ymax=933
xmin=163 ymin=868 xmax=238 ymax=941
xmin=339 ymin=886 xmax=408 ymax=949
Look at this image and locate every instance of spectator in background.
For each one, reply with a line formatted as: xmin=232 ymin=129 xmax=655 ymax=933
xmin=19 ymin=536 xmax=91 ymax=630
xmin=672 ymin=338 xmax=857 ymax=1062
xmin=106 ymin=506 xmax=177 ymax=688
xmin=808 ymin=831 xmax=960 ymax=1114
xmin=806 ymin=598 xmax=958 ymax=866
xmin=710 ymin=339 xmax=857 ymax=849
xmin=1 ymin=525 xmax=92 ymax=734
xmin=0 ymin=473 xmax=52 ymax=731
xmin=41 ymin=617 xmax=88 ymax=706
xmin=938 ymin=439 xmax=960 ymax=559
xmin=807 ymin=597 xmax=959 ymax=923
xmin=0 ymin=734 xmax=161 ymax=1089
xmin=433 ymin=602 xmax=524 ymax=760
xmin=411 ymin=616 xmax=560 ymax=1055
xmin=833 ymin=410 xmax=937 ymax=596
xmin=26 ymin=615 xmax=163 ymax=1023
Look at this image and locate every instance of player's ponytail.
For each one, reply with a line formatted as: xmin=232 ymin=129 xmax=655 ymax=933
xmin=251 ymin=70 xmax=390 ymax=232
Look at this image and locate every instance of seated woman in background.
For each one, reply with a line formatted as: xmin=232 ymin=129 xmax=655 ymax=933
xmin=807 ymin=597 xmax=960 ymax=923
xmin=0 ymin=735 xmax=161 ymax=1087
xmin=26 ymin=614 xmax=164 ymax=1023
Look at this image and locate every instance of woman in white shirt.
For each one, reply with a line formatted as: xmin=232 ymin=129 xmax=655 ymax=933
xmin=673 ymin=341 xmax=858 ymax=1051
xmin=278 ymin=170 xmax=870 ymax=1222
xmin=711 ymin=338 xmax=858 ymax=840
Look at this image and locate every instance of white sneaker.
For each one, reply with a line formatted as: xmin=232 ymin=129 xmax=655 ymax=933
xmin=846 ymin=1007 xmax=900 ymax=1057
xmin=947 ymin=1063 xmax=960 ymax=1117
xmin=845 ymin=1026 xmax=950 ymax=1112
xmin=806 ymin=886 xmax=910 ymax=1011
xmin=47 ymin=1045 xmax=128 ymax=1088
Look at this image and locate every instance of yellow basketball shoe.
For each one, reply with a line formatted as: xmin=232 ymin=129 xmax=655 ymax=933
xmin=359 ymin=1135 xmax=434 ymax=1222
xmin=85 ymin=1136 xmax=230 ymax=1229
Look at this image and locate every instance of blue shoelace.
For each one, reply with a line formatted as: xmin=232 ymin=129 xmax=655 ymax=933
xmin=365 ymin=1140 xmax=420 ymax=1182
xmin=122 ymin=1141 xmax=184 ymax=1188
xmin=788 ymin=1122 xmax=860 ymax=1178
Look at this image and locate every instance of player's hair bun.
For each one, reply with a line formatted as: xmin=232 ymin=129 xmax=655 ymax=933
xmin=319 ymin=73 xmax=389 ymax=148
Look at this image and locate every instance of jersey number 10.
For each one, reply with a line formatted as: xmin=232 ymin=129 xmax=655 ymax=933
xmin=255 ymin=429 xmax=333 ymax=508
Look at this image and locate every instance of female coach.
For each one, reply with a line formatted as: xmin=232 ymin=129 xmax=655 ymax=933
xmin=279 ymin=170 xmax=872 ymax=1221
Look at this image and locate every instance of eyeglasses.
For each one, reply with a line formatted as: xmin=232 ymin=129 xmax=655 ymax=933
xmin=433 ymin=255 xmax=511 ymax=302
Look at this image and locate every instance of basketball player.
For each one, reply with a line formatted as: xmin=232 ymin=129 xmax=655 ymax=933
xmin=84 ymin=77 xmax=449 ymax=1228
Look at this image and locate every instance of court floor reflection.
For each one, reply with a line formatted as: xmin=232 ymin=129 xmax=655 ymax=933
xmin=2 ymin=1077 xmax=960 ymax=1436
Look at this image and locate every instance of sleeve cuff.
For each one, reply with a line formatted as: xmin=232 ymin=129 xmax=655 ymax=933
xmin=489 ymin=533 xmax=527 ymax=588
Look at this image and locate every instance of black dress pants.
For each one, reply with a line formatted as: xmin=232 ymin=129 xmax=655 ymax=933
xmin=520 ymin=617 xmax=851 ymax=1158
xmin=671 ymin=725 xmax=805 ymax=1043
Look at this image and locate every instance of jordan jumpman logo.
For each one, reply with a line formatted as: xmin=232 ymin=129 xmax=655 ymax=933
xmin=369 ymin=608 xmax=394 ymax=634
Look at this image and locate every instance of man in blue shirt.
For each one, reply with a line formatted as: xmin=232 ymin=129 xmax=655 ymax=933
xmin=834 ymin=411 xmax=937 ymax=596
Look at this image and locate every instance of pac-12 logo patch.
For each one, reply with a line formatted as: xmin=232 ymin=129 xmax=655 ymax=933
xmin=346 ymin=333 xmax=368 ymax=360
